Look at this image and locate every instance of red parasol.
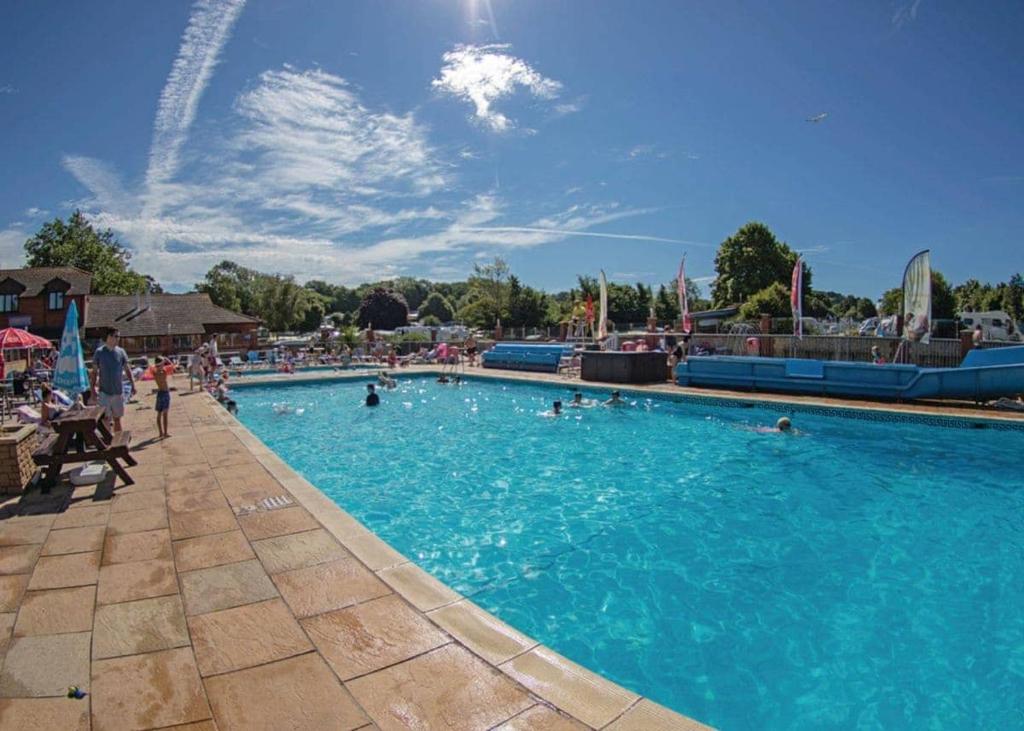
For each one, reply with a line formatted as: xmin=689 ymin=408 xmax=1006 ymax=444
xmin=0 ymin=328 xmax=53 ymax=351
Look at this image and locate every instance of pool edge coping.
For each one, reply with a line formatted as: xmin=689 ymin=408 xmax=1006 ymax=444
xmin=204 ymin=387 xmax=712 ymax=731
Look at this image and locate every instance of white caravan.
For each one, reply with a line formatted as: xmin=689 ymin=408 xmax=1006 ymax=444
xmin=959 ymin=311 xmax=1022 ymax=341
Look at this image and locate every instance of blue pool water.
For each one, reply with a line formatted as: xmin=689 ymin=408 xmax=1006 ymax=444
xmin=233 ymin=376 xmax=1024 ymax=730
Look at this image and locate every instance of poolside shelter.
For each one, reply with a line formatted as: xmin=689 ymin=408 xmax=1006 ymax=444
xmin=84 ymin=293 xmax=260 ymax=356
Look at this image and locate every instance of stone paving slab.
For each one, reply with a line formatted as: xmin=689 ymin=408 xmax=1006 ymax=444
xmin=0 ymin=373 xmax=712 ymax=730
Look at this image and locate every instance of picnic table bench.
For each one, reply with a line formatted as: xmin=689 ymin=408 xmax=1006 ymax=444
xmin=32 ymin=405 xmax=136 ymax=490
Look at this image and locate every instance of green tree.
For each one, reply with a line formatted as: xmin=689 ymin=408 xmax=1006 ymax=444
xmin=711 ymin=222 xmax=810 ymax=307
xmin=196 ymin=261 xmax=261 ymax=314
xmin=257 ymin=275 xmax=314 ymax=332
xmin=608 ymin=283 xmax=651 ymax=324
xmin=24 ymin=210 xmax=154 ymax=295
xmin=458 ymin=258 xmax=511 ymax=328
xmin=738 ymin=282 xmax=792 ymax=319
xmin=803 ymin=291 xmax=833 ymax=319
xmin=361 ymin=277 xmax=431 ymax=311
xmin=418 ymin=292 xmax=455 ymax=323
xmin=931 ymin=271 xmax=956 ymax=319
xmin=880 ymin=287 xmax=902 ymax=316
xmin=953 ymin=279 xmax=990 ymax=313
xmin=1003 ymin=274 xmax=1024 ymax=322
xmin=654 ymin=284 xmax=678 ymax=322
xmin=506 ymin=275 xmax=549 ymax=327
xmin=298 ymin=291 xmax=329 ymax=332
xmin=432 ymin=281 xmax=470 ymax=305
xmin=853 ymin=297 xmax=878 ymax=319
xmin=305 ymin=280 xmax=361 ymax=315
xmin=357 ymin=288 xmax=408 ymax=329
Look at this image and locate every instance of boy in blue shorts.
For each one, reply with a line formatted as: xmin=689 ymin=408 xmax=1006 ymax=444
xmin=153 ymin=356 xmax=171 ymax=438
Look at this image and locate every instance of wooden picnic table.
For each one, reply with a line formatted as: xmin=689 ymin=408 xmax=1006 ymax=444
xmin=33 ymin=405 xmax=136 ymax=490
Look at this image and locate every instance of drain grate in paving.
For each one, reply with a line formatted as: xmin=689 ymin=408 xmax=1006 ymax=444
xmin=233 ymin=494 xmax=294 ymax=516
xmin=260 ymin=495 xmax=293 ymax=510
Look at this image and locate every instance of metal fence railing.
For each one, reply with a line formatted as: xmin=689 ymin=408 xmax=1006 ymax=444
xmin=323 ymin=330 xmax=1018 ymax=368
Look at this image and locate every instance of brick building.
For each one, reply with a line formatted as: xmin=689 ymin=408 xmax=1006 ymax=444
xmin=0 ymin=266 xmax=92 ymax=341
xmin=84 ymin=293 xmax=260 ymax=356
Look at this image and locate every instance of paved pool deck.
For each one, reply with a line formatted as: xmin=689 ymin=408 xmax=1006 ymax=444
xmin=0 ymin=372 xmax=710 ymax=731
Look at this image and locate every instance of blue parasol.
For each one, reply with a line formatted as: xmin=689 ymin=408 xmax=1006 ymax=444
xmin=53 ymin=300 xmax=89 ymax=396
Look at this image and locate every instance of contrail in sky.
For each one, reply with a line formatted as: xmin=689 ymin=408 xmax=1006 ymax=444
xmin=144 ymin=0 xmax=246 ymax=205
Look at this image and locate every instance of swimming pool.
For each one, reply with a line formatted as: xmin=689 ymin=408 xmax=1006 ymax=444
xmin=233 ymin=375 xmax=1024 ymax=730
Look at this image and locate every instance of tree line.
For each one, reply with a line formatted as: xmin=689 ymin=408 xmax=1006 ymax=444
xmin=14 ymin=211 xmax=1023 ymax=332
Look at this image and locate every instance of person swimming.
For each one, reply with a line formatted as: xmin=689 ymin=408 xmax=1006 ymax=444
xmin=542 ymin=400 xmax=563 ymax=417
xmin=365 ymin=383 xmax=380 ymax=407
xmin=752 ymin=416 xmax=794 ymax=433
xmin=603 ymin=390 xmax=625 ymax=406
xmin=568 ymin=391 xmax=596 ymax=408
xmin=378 ymin=372 xmax=397 ymax=389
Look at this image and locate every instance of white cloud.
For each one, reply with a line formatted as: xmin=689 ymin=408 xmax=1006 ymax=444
xmin=145 ymin=0 xmax=246 ymax=202
xmin=63 ymin=156 xmax=136 ymax=215
xmin=60 ymin=31 xmax=672 ymax=286
xmin=625 ymin=144 xmax=671 ymax=161
xmin=0 ymin=85 xmax=16 ymax=95
xmin=234 ymin=67 xmax=446 ymax=197
xmin=892 ymin=0 xmax=922 ymax=28
xmin=432 ymin=44 xmax=563 ymax=132
xmin=552 ymin=96 xmax=586 ymax=117
xmin=24 ymin=207 xmax=48 ymax=218
xmin=795 ymin=245 xmax=830 ymax=254
xmin=0 ymin=229 xmax=26 ymax=267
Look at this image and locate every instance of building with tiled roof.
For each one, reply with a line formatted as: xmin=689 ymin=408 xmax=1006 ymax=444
xmin=84 ymin=293 xmax=260 ymax=355
xmin=0 ymin=266 xmax=93 ymax=340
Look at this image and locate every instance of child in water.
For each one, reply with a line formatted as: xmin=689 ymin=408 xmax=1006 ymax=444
xmin=603 ymin=390 xmax=625 ymax=406
xmin=568 ymin=391 xmax=596 ymax=408
xmin=542 ymin=400 xmax=563 ymax=417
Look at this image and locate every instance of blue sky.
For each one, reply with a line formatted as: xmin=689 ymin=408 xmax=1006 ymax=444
xmin=1 ymin=0 xmax=1021 ymax=298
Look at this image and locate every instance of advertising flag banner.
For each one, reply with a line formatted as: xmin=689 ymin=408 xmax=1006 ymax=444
xmin=902 ymin=249 xmax=932 ymax=344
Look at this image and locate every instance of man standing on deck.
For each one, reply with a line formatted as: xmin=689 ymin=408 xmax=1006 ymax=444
xmin=90 ymin=327 xmax=135 ymax=433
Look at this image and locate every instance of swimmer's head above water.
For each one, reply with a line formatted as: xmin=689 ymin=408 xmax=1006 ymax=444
xmin=776 ymin=417 xmax=792 ymax=432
